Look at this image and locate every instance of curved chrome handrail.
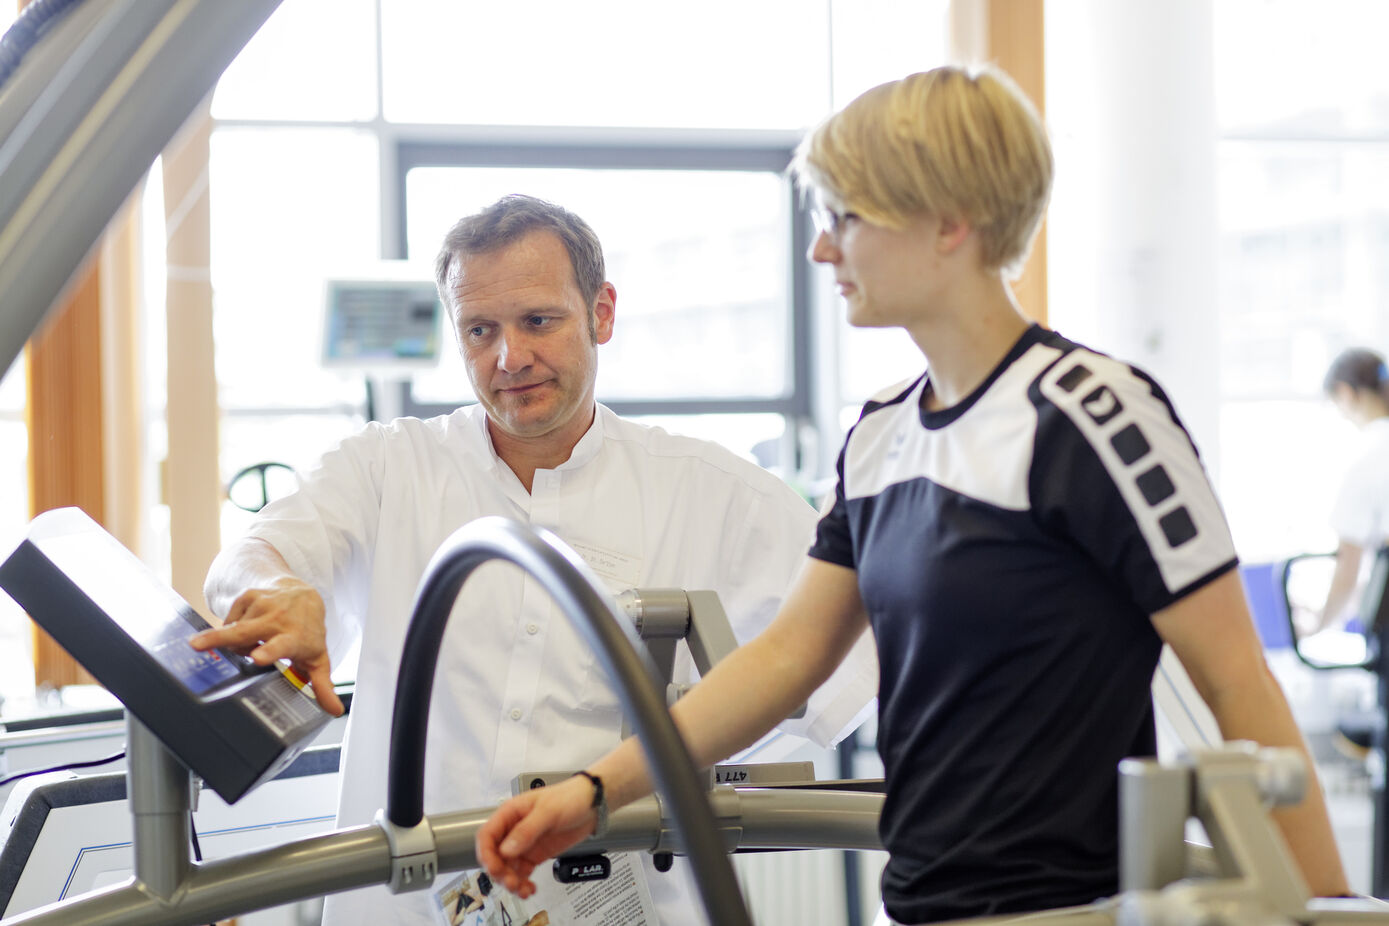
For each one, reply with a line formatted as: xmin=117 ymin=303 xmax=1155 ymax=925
xmin=386 ymin=516 xmax=754 ymax=926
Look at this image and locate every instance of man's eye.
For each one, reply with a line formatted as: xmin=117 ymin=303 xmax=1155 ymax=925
xmin=467 ymin=325 xmax=487 ymax=338
xmin=526 ymin=315 xmax=550 ymax=327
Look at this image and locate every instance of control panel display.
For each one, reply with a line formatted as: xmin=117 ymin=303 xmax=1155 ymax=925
xmin=0 ymin=508 xmax=330 ymax=803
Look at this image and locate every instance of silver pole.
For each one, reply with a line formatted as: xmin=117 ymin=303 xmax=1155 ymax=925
xmin=125 ymin=718 xmax=191 ymax=899
xmin=1118 ymin=757 xmax=1189 ymax=891
xmin=0 ymin=789 xmax=882 ymax=926
xmin=388 ymin=517 xmax=756 ymax=926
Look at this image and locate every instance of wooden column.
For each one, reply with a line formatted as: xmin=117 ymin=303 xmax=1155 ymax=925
xmin=951 ymin=0 xmax=1048 ymax=325
xmin=20 ymin=0 xmax=147 ymax=689
xmin=989 ymin=0 xmax=1047 ymax=326
xmin=25 ymin=263 xmax=103 ymax=688
xmin=163 ymin=101 xmax=223 ymax=618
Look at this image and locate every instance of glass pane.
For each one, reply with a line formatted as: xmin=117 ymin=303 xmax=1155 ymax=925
xmin=626 ymin=411 xmax=791 ymax=470
xmin=1218 ymin=143 xmax=1389 ymax=399
xmin=0 ymin=414 xmax=28 ymax=540
xmin=0 ymin=586 xmax=34 ymax=714
xmin=209 ymin=127 xmax=380 ymax=410
xmin=212 ymin=0 xmax=377 ymax=122
xmin=381 ymin=0 xmax=828 ymax=128
xmin=219 ymin=413 xmax=364 ymax=549
xmin=1219 ymin=399 xmax=1356 ymax=561
xmin=838 ymin=321 xmax=926 ymax=405
xmin=405 ymin=166 xmax=791 ymax=403
xmin=829 ymin=0 xmax=951 ymax=109
xmin=0 ymin=387 xmax=32 ymax=710
xmin=1215 ymin=0 xmax=1389 ymax=136
xmin=0 ymin=351 xmax=23 ymax=413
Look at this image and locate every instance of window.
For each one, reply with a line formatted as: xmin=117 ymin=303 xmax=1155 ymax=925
xmin=211 ymin=0 xmax=377 ymax=122
xmin=406 ymin=162 xmax=792 ymax=393
xmin=202 ymin=0 xmax=952 ymax=547
xmin=207 ymin=126 xmax=379 ymax=498
xmin=0 ymin=358 xmax=31 ymax=710
xmin=1215 ymin=0 xmax=1389 ymax=559
xmin=379 ymin=0 xmax=829 ymax=129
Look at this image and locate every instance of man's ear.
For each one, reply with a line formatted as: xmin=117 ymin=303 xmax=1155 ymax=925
xmin=593 ymin=281 xmax=616 ymax=345
xmin=936 ymin=214 xmax=972 ymax=256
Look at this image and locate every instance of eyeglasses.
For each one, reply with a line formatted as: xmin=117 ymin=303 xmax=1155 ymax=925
xmin=810 ymin=205 xmax=860 ymax=241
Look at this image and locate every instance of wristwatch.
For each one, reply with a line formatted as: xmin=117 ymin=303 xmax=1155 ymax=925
xmin=573 ymin=770 xmax=609 ymax=839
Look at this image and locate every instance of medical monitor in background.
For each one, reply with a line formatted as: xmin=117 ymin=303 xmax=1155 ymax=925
xmin=322 ymin=272 xmax=443 ymax=371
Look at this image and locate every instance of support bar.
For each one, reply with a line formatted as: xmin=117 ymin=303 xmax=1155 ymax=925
xmin=125 ymin=718 xmax=191 ymax=899
xmin=0 ymin=789 xmax=883 ymax=926
xmin=385 ymin=517 xmax=754 ymax=926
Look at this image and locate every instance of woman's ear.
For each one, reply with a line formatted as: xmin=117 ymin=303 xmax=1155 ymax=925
xmin=935 ymin=214 xmax=972 ymax=255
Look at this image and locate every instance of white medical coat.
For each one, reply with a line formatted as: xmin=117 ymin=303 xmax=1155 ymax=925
xmin=1331 ymin=417 xmax=1389 ymax=550
xmin=242 ymin=403 xmax=878 ymax=926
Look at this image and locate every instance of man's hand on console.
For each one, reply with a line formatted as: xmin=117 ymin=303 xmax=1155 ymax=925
xmin=190 ymin=578 xmax=344 ymax=716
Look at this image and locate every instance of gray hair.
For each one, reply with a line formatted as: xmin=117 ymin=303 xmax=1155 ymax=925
xmin=434 ymin=194 xmax=606 ymax=320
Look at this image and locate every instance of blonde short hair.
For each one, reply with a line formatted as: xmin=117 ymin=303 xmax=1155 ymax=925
xmin=793 ymin=65 xmax=1053 ymax=277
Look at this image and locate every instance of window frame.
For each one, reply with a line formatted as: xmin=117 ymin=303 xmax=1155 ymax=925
xmin=389 ymin=135 xmax=818 ymax=429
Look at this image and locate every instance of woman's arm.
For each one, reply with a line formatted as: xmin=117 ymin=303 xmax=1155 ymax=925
xmin=1313 ymin=540 xmax=1365 ymax=634
xmin=1152 ymin=569 xmax=1349 ymax=896
xmin=475 ymin=557 xmax=870 ymax=896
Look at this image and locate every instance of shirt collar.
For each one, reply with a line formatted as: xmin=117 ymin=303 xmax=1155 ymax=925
xmin=459 ymin=402 xmax=606 ymax=473
xmin=554 ymin=402 xmax=605 ymax=471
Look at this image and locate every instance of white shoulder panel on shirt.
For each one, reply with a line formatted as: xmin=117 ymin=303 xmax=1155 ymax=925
xmin=1036 ymin=347 xmax=1236 ymax=596
xmin=866 ymin=375 xmax=921 ymax=406
xmin=844 ymin=343 xmax=1062 ymax=510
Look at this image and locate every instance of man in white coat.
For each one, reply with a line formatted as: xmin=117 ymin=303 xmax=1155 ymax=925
xmin=195 ymin=194 xmax=877 ymax=925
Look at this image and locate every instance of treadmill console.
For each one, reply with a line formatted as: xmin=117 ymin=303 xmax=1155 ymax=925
xmin=0 ymin=508 xmax=329 ymax=803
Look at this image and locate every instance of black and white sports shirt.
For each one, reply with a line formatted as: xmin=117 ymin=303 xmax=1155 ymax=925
xmin=810 ymin=325 xmax=1237 ymax=923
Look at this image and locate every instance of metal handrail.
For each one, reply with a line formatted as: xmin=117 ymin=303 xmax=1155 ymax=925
xmin=386 ymin=516 xmax=754 ymax=926
xmin=0 ymin=787 xmax=883 ymax=925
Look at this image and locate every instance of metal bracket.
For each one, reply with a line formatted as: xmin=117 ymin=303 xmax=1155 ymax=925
xmin=373 ymin=809 xmax=438 ymax=893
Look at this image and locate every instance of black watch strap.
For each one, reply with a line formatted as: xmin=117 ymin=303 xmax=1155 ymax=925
xmin=573 ymin=770 xmax=609 ymax=838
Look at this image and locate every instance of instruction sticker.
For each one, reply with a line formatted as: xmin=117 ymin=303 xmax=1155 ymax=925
xmin=432 ymin=853 xmax=656 ymax=926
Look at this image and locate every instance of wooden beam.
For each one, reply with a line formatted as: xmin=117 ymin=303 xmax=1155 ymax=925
xmin=163 ymin=101 xmax=222 ymax=617
xmin=986 ymin=0 xmax=1048 ymax=325
xmin=25 ymin=261 xmax=103 ymax=689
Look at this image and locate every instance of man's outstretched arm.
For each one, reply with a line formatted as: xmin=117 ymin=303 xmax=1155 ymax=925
xmin=195 ymin=537 xmax=344 ymax=715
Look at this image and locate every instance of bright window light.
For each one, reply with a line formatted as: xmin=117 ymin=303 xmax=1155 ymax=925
xmin=406 ymin=166 xmax=792 ymax=403
xmin=381 ymin=0 xmax=830 ymax=128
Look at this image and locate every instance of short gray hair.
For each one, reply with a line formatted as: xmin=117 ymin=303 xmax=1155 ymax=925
xmin=434 ymin=194 xmax=606 ymax=318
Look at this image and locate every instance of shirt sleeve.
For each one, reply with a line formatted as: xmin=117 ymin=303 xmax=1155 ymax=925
xmin=808 ymin=446 xmax=856 ymax=569
xmin=1330 ymin=447 xmax=1388 ymax=548
xmin=243 ymin=423 xmax=390 ymax=663
xmin=709 ymin=466 xmax=877 ymax=749
xmin=1030 ymin=353 xmax=1238 ymax=615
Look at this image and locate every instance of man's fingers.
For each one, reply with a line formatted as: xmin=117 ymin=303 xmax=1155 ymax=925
xmin=190 ymin=621 xmax=266 ymax=652
xmin=306 ymin=664 xmax=344 ymax=716
xmin=225 ymin=592 xmax=253 ymax=625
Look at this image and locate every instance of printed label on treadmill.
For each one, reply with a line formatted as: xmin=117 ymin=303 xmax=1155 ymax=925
xmin=432 ymin=853 xmax=657 ymax=925
xmin=242 ymin=676 xmax=320 ymax=737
